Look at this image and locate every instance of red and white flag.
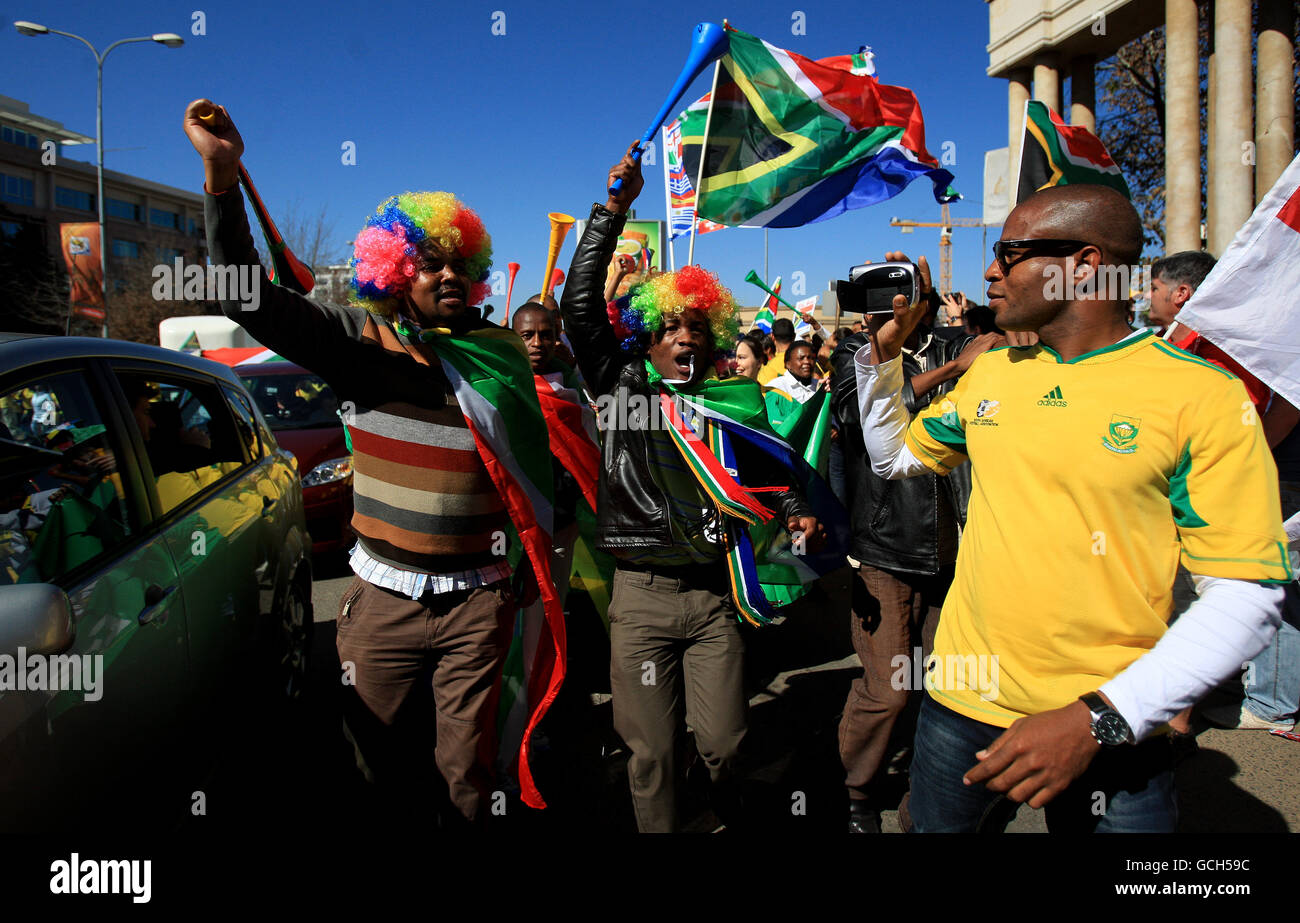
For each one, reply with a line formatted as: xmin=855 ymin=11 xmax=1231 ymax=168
xmin=1178 ymin=154 xmax=1300 ymax=409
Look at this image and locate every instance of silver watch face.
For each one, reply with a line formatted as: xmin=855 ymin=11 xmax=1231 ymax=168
xmin=1093 ymin=711 xmax=1131 ymax=746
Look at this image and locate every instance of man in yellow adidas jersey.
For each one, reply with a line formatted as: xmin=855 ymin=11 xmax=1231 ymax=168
xmin=854 ymin=184 xmax=1290 ymax=832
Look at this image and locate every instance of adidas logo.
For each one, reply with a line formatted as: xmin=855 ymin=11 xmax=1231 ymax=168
xmin=1038 ymin=386 xmax=1068 ymax=407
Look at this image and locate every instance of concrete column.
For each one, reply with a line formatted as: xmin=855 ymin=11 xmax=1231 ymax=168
xmin=1069 ymin=55 xmax=1096 ymax=133
xmin=1008 ymin=68 xmax=1031 ymax=207
xmin=1033 ymin=52 xmax=1061 ymax=114
xmin=1205 ymin=0 xmax=1216 ymax=247
xmin=1256 ymin=0 xmax=1296 ymax=201
xmin=1165 ymin=0 xmax=1202 ymax=253
xmin=1209 ymin=0 xmax=1252 ymax=255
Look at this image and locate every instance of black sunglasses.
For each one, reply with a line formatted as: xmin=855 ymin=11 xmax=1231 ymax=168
xmin=992 ymin=238 xmax=1091 ymax=272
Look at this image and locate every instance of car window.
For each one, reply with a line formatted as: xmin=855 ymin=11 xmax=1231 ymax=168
xmin=114 ymin=372 xmax=245 ymax=516
xmin=240 ymin=373 xmax=342 ymax=431
xmin=222 ymin=385 xmax=264 ymax=460
xmin=0 ymin=370 xmax=137 ymax=586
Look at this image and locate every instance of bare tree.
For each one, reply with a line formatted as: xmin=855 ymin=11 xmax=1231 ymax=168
xmin=1097 ymin=0 xmax=1300 ymax=250
xmin=276 ymin=197 xmax=346 ymax=275
xmin=0 ymin=211 xmax=70 ymax=334
xmin=107 ymin=251 xmax=212 ymax=346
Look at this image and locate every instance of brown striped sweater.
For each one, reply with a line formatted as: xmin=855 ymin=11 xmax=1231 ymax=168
xmin=206 ymin=186 xmax=508 ymax=572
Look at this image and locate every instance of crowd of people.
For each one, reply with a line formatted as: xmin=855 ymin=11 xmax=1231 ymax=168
xmin=184 ymin=99 xmax=1297 ymax=834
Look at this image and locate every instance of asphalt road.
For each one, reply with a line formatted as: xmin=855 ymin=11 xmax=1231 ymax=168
xmin=294 ymin=553 xmax=1300 ymax=833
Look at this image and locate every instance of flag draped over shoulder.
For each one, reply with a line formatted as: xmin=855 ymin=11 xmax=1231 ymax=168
xmin=426 ymin=325 xmax=566 ymax=811
xmin=533 ymin=363 xmax=615 ymax=628
xmin=680 ymin=26 xmax=957 ymax=228
xmin=652 ymin=365 xmax=849 ymax=624
xmin=1017 ymin=100 xmax=1130 ymax=202
xmin=1175 ymin=154 xmax=1300 ymax=410
xmin=533 ymin=364 xmax=600 ymax=511
xmin=496 ymin=360 xmax=600 ymax=773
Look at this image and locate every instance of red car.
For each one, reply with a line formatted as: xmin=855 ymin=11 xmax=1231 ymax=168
xmin=238 ymin=362 xmax=353 ymax=555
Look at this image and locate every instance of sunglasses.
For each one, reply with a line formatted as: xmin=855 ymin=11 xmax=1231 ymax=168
xmin=992 ymin=238 xmax=1091 ymax=273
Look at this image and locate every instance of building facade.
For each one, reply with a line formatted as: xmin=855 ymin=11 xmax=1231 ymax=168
xmin=0 ymin=95 xmax=206 ymax=288
xmin=987 ymin=0 xmax=1296 ymax=255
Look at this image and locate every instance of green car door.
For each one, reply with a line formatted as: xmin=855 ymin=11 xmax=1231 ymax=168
xmin=0 ymin=360 xmax=190 ymax=828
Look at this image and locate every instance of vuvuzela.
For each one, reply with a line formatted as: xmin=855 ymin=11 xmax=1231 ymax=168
xmin=541 ymin=213 xmax=575 ymax=300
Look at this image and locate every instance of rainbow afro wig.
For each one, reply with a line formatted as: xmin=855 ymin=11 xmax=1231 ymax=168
xmin=620 ymin=265 xmax=740 ymax=356
xmin=350 ymin=191 xmax=492 ymax=318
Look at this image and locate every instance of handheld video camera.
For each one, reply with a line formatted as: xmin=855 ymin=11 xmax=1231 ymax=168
xmin=834 ymin=262 xmax=921 ymax=316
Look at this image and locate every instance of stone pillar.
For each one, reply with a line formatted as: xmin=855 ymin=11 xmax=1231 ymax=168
xmin=1205 ymin=0 xmax=1216 ymax=247
xmin=1008 ymin=68 xmax=1031 ymax=207
xmin=1256 ymin=0 xmax=1296 ymax=201
xmin=1069 ymin=55 xmax=1096 ymax=133
xmin=1165 ymin=0 xmax=1202 ymax=254
xmin=1209 ymin=0 xmax=1252 ymax=255
xmin=1033 ymin=52 xmax=1061 ymax=114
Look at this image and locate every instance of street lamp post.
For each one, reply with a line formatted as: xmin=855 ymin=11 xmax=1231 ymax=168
xmin=14 ymin=21 xmax=183 ymax=338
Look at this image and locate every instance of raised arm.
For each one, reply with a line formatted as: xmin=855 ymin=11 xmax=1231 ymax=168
xmin=559 ymin=144 xmax=643 ymax=397
xmin=183 ymin=99 xmax=369 ymax=386
xmin=849 ymin=252 xmax=955 ymax=480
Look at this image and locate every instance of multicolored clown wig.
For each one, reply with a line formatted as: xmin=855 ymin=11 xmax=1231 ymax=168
xmin=349 ymin=191 xmax=492 ymax=319
xmin=619 ymin=265 xmax=741 ymax=357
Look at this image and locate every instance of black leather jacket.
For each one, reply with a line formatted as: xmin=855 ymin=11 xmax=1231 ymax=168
xmin=560 ymin=204 xmax=810 ymax=555
xmin=830 ymin=330 xmax=973 ymax=575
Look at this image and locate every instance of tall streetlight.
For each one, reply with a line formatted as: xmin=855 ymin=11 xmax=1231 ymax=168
xmin=14 ymin=21 xmax=184 ymax=338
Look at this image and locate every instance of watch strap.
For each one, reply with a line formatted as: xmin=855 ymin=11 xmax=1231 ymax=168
xmin=1079 ymin=691 xmax=1134 ymax=745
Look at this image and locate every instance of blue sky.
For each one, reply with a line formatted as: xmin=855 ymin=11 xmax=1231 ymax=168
xmin=3 ymin=0 xmax=1019 ymax=313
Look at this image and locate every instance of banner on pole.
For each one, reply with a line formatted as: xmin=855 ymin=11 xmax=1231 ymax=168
xmin=59 ymin=222 xmax=104 ymax=315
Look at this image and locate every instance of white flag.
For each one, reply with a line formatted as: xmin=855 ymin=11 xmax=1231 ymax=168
xmin=1177 ymin=153 xmax=1300 ymax=408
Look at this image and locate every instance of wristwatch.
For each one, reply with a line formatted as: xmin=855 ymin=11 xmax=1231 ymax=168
xmin=1079 ymin=692 xmax=1135 ymax=746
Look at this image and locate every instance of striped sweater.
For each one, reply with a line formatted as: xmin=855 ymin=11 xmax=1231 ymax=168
xmin=206 ymin=186 xmax=508 ymax=573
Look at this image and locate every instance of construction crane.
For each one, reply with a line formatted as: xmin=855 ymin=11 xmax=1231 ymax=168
xmin=889 ymin=203 xmax=990 ymax=295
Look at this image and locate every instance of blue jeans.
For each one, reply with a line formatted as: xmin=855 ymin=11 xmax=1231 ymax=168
xmin=909 ymin=694 xmax=1178 ymax=833
xmin=1242 ymin=583 xmax=1300 ymax=723
xmin=1240 ymin=483 xmax=1300 ymax=724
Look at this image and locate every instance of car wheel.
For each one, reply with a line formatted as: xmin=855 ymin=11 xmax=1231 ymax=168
xmin=275 ymin=579 xmax=312 ymax=701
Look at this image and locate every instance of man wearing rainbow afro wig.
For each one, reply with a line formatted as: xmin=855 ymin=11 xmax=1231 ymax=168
xmin=560 ymin=146 xmax=825 ymax=832
xmin=184 ymin=99 xmax=567 ymax=824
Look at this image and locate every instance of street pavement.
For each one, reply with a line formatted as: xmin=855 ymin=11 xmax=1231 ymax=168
xmin=300 ymin=553 xmax=1300 ymax=833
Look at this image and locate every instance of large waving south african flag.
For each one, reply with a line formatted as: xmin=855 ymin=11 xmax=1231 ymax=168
xmin=679 ymin=25 xmax=957 ymax=228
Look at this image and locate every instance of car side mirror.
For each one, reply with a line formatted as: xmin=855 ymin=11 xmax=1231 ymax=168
xmin=0 ymin=584 xmax=75 ymax=656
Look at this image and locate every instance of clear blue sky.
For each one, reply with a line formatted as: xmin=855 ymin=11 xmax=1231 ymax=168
xmin=3 ymin=0 xmax=1020 ymax=313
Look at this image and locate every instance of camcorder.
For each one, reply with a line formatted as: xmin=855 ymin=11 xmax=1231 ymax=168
xmin=835 ymin=261 xmax=920 ymax=316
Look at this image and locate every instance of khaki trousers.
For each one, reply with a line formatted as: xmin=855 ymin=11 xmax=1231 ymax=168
xmin=336 ymin=576 xmax=515 ymax=825
xmin=609 ymin=564 xmax=747 ymax=833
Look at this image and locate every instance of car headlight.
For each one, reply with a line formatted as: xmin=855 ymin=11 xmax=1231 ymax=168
xmin=301 ymin=456 xmax=353 ymax=487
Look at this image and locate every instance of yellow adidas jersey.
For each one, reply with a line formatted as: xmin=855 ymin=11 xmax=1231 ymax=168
xmin=906 ymin=328 xmax=1291 ymax=728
